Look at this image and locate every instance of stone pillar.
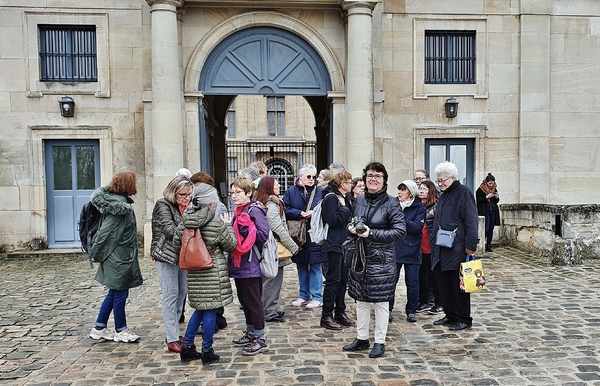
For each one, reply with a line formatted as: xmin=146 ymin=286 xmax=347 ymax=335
xmin=519 ymin=3 xmax=551 ymax=203
xmin=343 ymin=1 xmax=377 ymax=176
xmin=147 ymin=0 xmax=184 ymax=201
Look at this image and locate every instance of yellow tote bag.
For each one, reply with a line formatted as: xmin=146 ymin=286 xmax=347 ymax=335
xmin=459 ymin=255 xmax=487 ymax=293
xmin=277 ymin=241 xmax=293 ymax=261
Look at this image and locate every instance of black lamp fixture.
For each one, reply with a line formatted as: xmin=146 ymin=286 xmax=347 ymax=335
xmin=59 ymin=96 xmax=75 ymax=117
xmin=445 ymin=97 xmax=459 ymax=118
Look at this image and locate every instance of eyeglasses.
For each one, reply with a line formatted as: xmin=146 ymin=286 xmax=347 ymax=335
xmin=229 ymin=190 xmax=245 ymax=196
xmin=342 ymin=180 xmax=352 ymax=185
xmin=413 ymin=177 xmax=426 ymax=182
xmin=366 ymin=174 xmax=384 ymax=181
xmin=176 ymin=192 xmax=192 ymax=198
xmin=304 ymin=175 xmax=316 ymax=180
xmin=436 ymin=176 xmax=453 ymax=184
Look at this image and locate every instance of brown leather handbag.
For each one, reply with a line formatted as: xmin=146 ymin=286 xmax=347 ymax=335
xmin=178 ymin=228 xmax=213 ymax=271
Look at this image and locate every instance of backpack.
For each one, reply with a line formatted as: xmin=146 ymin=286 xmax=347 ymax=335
xmin=78 ymin=201 xmax=103 ymax=268
xmin=248 ymin=204 xmax=279 ymax=280
xmin=252 ymin=230 xmax=279 ymax=280
xmin=309 ymin=193 xmax=334 ymax=245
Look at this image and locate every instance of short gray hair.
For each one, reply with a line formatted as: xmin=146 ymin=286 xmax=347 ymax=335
xmin=434 ymin=161 xmax=459 ymax=179
xmin=298 ymin=163 xmax=316 ymax=177
xmin=187 ymin=183 xmax=219 ymax=213
xmin=239 ymin=167 xmax=261 ymax=181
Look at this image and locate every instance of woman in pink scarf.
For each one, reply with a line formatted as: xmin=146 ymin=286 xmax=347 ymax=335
xmin=221 ymin=176 xmax=270 ymax=356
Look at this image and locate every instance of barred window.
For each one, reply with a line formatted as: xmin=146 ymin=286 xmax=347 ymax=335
xmin=267 ymin=96 xmax=285 ymax=136
xmin=39 ymin=25 xmax=97 ymax=82
xmin=425 ymin=31 xmax=475 ymax=84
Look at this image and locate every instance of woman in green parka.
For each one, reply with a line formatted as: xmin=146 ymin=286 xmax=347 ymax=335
xmin=173 ymin=183 xmax=237 ymax=365
xmin=89 ymin=171 xmax=143 ymax=344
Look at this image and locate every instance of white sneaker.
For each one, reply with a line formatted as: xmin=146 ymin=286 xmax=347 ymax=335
xmin=305 ymin=300 xmax=322 ymax=309
xmin=90 ymin=327 xmax=113 ymax=341
xmin=113 ymin=328 xmax=140 ymax=343
xmin=291 ymin=298 xmax=309 ymax=307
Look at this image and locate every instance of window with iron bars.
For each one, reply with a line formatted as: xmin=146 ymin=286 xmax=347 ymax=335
xmin=39 ymin=25 xmax=98 ymax=82
xmin=425 ymin=30 xmax=475 ymax=84
xmin=267 ymin=96 xmax=285 ymax=136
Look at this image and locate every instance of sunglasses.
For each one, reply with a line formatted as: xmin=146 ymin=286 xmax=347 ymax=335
xmin=304 ymin=175 xmax=316 ymax=180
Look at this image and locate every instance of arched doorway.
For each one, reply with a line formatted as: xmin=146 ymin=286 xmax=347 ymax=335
xmin=196 ymin=26 xmax=333 ymax=192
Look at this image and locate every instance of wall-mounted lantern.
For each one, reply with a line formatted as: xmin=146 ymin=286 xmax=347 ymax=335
xmin=445 ymin=97 xmax=459 ymax=118
xmin=59 ymin=96 xmax=75 ymax=117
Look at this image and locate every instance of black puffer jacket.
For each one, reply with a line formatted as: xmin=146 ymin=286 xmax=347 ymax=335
xmin=150 ymin=198 xmax=182 ymax=265
xmin=321 ymin=185 xmax=352 ymax=254
xmin=431 ymin=180 xmax=479 ymax=271
xmin=347 ymin=186 xmax=406 ymax=303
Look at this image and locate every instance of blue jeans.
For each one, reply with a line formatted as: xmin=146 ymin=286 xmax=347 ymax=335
xmin=296 ymin=262 xmax=323 ymax=302
xmin=390 ymin=263 xmax=420 ymax=315
xmin=95 ymin=289 xmax=129 ymax=332
xmin=184 ymin=309 xmax=217 ymax=351
xmin=485 ymin=209 xmax=497 ymax=246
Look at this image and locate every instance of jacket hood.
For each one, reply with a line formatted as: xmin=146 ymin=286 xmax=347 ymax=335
xmin=91 ymin=186 xmax=133 ymax=216
xmin=183 ymin=206 xmax=215 ymax=228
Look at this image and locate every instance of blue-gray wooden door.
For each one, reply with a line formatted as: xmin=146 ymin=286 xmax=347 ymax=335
xmin=425 ymin=138 xmax=475 ymax=192
xmin=45 ymin=140 xmax=100 ymax=248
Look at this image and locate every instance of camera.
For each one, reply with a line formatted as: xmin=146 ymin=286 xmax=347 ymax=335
xmin=353 ymin=216 xmax=367 ymax=235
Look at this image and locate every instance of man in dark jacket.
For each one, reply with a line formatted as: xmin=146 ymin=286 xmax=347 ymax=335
xmin=430 ymin=162 xmax=479 ymax=331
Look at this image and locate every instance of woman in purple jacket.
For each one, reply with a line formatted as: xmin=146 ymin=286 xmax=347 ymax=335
xmin=222 ymin=176 xmax=270 ymax=356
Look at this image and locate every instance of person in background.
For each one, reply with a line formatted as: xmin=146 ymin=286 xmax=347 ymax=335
xmin=351 ymin=177 xmax=365 ymax=199
xmin=390 ymin=180 xmax=426 ymax=323
xmin=176 ymin=168 xmax=192 ymax=179
xmin=416 ymin=180 xmax=443 ymax=315
xmin=328 ymin=162 xmax=346 ymax=175
xmin=317 ymin=169 xmax=333 ymax=188
xmin=222 ymin=177 xmax=270 ymax=355
xmin=150 ymin=176 xmax=193 ymax=353
xmin=240 ymin=167 xmax=262 ymax=190
xmin=319 ymin=169 xmax=355 ymax=330
xmin=172 ymin=184 xmax=237 ymax=365
xmin=89 ymin=171 xmax=143 ymax=343
xmin=431 ymin=162 xmax=479 ymax=331
xmin=283 ymin=164 xmax=326 ymax=309
xmin=343 ymin=162 xmax=406 ymax=359
xmin=413 ymin=169 xmax=430 ymax=188
xmin=256 ymin=176 xmax=300 ymax=323
xmin=250 ymin=161 xmax=268 ymax=178
xmin=189 ymin=171 xmax=229 ymax=331
xmin=476 ymin=173 xmax=500 ymax=252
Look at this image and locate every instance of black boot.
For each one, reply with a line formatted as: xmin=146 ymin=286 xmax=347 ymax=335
xmin=180 ymin=344 xmax=202 ymax=363
xmin=369 ymin=343 xmax=385 ymax=358
xmin=201 ymin=347 xmax=220 ymax=365
xmin=342 ymin=338 xmax=370 ymax=351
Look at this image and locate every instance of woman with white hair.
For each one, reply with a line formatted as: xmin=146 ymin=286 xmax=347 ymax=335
xmin=282 ymin=164 xmax=326 ymax=309
xmin=430 ymin=161 xmax=479 ymax=331
xmin=173 ymin=183 xmax=237 ymax=364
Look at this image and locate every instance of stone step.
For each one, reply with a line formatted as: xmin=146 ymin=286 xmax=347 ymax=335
xmin=6 ymin=248 xmax=87 ymax=259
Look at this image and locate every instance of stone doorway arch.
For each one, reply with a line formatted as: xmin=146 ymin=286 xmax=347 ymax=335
xmin=183 ymin=12 xmax=346 ymax=192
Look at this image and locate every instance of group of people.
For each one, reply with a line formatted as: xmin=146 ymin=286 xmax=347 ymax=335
xmin=86 ymin=159 xmax=500 ymax=362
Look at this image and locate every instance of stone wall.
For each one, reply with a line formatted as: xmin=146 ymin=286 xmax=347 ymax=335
xmin=500 ymin=203 xmax=600 ymax=265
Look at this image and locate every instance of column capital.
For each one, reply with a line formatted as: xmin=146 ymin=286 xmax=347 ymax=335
xmin=342 ymin=1 xmax=378 ymax=13
xmin=146 ymin=0 xmax=182 ymax=8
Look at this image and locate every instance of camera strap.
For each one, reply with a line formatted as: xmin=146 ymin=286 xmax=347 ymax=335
xmin=364 ymin=195 xmax=388 ymax=226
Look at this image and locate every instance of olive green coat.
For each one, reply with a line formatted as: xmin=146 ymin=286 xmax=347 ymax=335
xmin=91 ymin=186 xmax=143 ymax=291
xmin=173 ymin=207 xmax=237 ymax=311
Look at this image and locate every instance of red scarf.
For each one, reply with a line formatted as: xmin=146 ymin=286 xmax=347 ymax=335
xmin=231 ymin=202 xmax=257 ymax=268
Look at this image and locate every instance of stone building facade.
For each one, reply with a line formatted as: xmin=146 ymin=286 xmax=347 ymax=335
xmin=1 ymin=0 xmax=599 ymax=258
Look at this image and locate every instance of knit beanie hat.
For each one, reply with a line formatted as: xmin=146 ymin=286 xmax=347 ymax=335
xmin=188 ymin=183 xmax=219 ymax=213
xmin=398 ymin=179 xmax=419 ymax=198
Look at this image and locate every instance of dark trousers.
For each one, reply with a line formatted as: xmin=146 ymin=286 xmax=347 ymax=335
xmin=389 ymin=263 xmax=419 ymax=315
xmin=322 ymin=252 xmax=349 ymax=318
xmin=418 ymin=253 xmax=442 ymax=306
xmin=235 ymin=277 xmax=265 ymax=332
xmin=436 ymin=264 xmax=472 ymax=325
xmin=485 ymin=210 xmax=497 ymax=247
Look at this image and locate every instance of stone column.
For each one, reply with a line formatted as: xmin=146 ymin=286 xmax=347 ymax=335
xmin=343 ymin=1 xmax=377 ymax=176
xmin=519 ymin=3 xmax=551 ymax=203
xmin=147 ymin=0 xmax=184 ymax=201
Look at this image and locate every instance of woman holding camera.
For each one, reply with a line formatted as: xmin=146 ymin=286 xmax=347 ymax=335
xmin=343 ymin=162 xmax=406 ymax=359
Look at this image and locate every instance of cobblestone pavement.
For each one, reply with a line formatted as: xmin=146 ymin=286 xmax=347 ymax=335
xmin=1 ymin=247 xmax=600 ymax=386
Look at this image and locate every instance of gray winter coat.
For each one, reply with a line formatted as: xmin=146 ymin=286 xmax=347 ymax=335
xmin=265 ymin=196 xmax=299 ymax=268
xmin=173 ymin=207 xmax=237 ymax=311
xmin=150 ymin=198 xmax=181 ymax=265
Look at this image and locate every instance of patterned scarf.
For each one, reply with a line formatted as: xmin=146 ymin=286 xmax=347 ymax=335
xmin=231 ymin=202 xmax=257 ymax=268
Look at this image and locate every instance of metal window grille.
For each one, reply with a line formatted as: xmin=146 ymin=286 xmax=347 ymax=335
xmin=226 ymin=140 xmax=316 ymax=192
xmin=267 ymin=96 xmax=285 ymax=136
xmin=39 ymin=25 xmax=98 ymax=82
xmin=227 ymin=101 xmax=236 ymax=138
xmin=425 ymin=31 xmax=476 ymax=84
